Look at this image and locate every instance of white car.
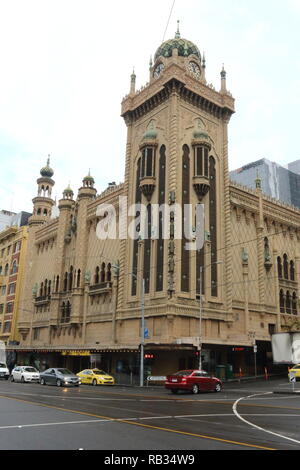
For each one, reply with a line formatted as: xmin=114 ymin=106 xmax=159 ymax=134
xmin=0 ymin=362 xmax=10 ymax=380
xmin=11 ymin=366 xmax=40 ymax=383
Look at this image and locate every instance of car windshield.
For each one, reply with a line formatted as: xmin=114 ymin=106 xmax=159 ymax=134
xmin=57 ymin=369 xmax=73 ymax=375
xmin=93 ymin=370 xmax=109 ymax=375
xmin=174 ymin=371 xmax=193 ymax=376
xmin=24 ymin=367 xmax=38 ymax=373
xmin=0 ymin=363 xmax=6 ymax=368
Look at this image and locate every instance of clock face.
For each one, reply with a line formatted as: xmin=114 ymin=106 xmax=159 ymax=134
xmin=188 ymin=61 xmax=201 ymax=79
xmin=153 ymin=63 xmax=165 ymax=78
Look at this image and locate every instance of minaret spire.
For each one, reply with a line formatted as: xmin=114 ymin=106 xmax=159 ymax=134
xmin=130 ymin=67 xmax=136 ymax=94
xmin=175 ymin=20 xmax=181 ymax=39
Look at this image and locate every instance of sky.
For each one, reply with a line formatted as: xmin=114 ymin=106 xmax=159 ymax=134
xmin=0 ymin=0 xmax=300 ymax=213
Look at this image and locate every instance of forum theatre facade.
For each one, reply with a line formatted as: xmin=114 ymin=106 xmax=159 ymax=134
xmin=16 ymin=28 xmax=300 ymax=382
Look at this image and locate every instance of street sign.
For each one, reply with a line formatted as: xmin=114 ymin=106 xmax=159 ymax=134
xmin=253 ymin=345 xmax=257 ymax=353
xmin=289 ymin=373 xmax=296 ymax=383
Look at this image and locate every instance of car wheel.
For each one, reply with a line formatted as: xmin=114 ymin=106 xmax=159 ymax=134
xmin=92 ymin=379 xmax=97 ymax=386
xmin=40 ymin=378 xmax=46 ymax=385
xmin=56 ymin=379 xmax=62 ymax=387
xmin=171 ymin=389 xmax=178 ymax=395
xmin=192 ymin=384 xmax=199 ymax=395
xmin=215 ymin=383 xmax=222 ymax=393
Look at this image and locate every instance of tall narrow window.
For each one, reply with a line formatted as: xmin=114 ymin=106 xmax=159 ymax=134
xmin=143 ymin=204 xmax=152 ymax=294
xmin=286 ymin=291 xmax=291 ymax=314
xmin=283 ymin=254 xmax=289 ymax=280
xmin=95 ymin=266 xmax=100 ymax=284
xmin=210 ymin=156 xmax=218 ymax=297
xmin=107 ymin=264 xmax=111 ymax=282
xmin=69 ymin=266 xmax=73 ymax=290
xmin=277 ymin=257 xmax=283 ymax=279
xmin=100 ymin=263 xmax=106 ymax=283
xmin=292 ymin=293 xmax=298 ymax=315
xmin=181 ymin=145 xmax=190 ymax=293
xmin=290 ymin=261 xmax=295 ymax=281
xmin=280 ymin=290 xmax=285 ymax=313
xmin=132 ymin=158 xmax=141 ymax=296
xmin=156 ymin=145 xmax=166 ymax=292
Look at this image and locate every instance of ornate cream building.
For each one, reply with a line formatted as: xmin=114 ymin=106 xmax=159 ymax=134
xmin=15 ymin=27 xmax=300 ymax=381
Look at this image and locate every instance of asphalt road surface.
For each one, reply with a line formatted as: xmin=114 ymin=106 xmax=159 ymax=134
xmin=0 ymin=377 xmax=300 ymax=451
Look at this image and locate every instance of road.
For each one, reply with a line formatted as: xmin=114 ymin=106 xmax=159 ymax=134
xmin=0 ymin=377 xmax=299 ymax=451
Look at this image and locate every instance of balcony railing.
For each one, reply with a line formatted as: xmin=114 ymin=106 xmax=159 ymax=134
xmin=89 ymin=281 xmax=112 ymax=295
xmin=34 ymin=295 xmax=51 ymax=305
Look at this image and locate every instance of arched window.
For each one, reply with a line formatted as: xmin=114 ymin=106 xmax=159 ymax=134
xmin=11 ymin=260 xmax=18 ymax=274
xmin=77 ymin=269 xmax=81 ymax=288
xmin=55 ymin=276 xmax=59 ymax=293
xmin=66 ymin=301 xmax=71 ymax=323
xmin=292 ymin=292 xmax=298 ymax=315
xmin=40 ymin=282 xmax=44 ymax=297
xmin=194 ymin=145 xmax=209 ymax=178
xmin=277 ymin=257 xmax=283 ymax=279
xmin=280 ymin=290 xmax=285 ymax=313
xmin=107 ymin=264 xmax=111 ymax=282
xmin=286 ymin=291 xmax=291 ymax=314
xmin=283 ymin=254 xmax=289 ymax=280
xmin=48 ymin=280 xmax=51 ymax=296
xmin=4 ymin=264 xmax=9 ymax=276
xmin=0 ymin=266 xmax=2 ymax=275
xmin=63 ymin=273 xmax=68 ymax=292
xmin=100 ymin=263 xmax=106 ymax=283
xmin=95 ymin=266 xmax=100 ymax=284
xmin=44 ymin=280 xmax=48 ymax=297
xmin=290 ymin=261 xmax=295 ymax=281
xmin=61 ymin=302 xmax=66 ymax=323
xmin=140 ymin=146 xmax=155 ymax=179
xmin=68 ymin=266 xmax=73 ymax=291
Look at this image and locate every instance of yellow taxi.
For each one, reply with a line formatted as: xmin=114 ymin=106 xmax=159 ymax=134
xmin=77 ymin=369 xmax=115 ymax=386
xmin=289 ymin=364 xmax=300 ymax=380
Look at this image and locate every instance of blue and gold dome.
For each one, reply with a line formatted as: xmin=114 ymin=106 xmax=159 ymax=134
xmin=154 ymin=22 xmax=201 ymax=62
xmin=40 ymin=157 xmax=54 ymax=178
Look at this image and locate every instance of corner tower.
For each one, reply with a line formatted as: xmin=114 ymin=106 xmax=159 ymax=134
xmin=119 ymin=24 xmax=235 ymax=325
xmin=30 ymin=156 xmax=56 ymax=226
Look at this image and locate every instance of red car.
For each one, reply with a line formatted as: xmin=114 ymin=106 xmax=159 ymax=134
xmin=165 ymin=370 xmax=222 ymax=395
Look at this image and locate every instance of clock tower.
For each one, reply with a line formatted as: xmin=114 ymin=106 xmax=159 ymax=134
xmin=119 ymin=24 xmax=235 ymax=331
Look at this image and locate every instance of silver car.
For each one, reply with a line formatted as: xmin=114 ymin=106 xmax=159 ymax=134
xmin=40 ymin=368 xmax=81 ymax=387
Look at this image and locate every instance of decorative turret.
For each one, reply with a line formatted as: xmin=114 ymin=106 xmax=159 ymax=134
xmin=78 ymin=170 xmax=97 ymax=200
xmin=30 ymin=156 xmax=56 ymax=226
xmin=130 ymin=68 xmax=136 ymax=94
xmin=220 ymin=64 xmax=227 ymax=94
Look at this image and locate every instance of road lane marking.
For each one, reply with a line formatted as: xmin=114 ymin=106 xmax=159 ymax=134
xmin=0 ymin=394 xmax=275 ymax=450
xmin=233 ymin=393 xmax=300 ymax=446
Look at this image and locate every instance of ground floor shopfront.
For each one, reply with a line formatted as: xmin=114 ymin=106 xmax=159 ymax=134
xmin=5 ymin=340 xmax=286 ymax=384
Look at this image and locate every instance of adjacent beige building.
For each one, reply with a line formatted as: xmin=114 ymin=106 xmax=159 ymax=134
xmin=0 ymin=225 xmax=28 ymax=345
xmin=15 ymin=28 xmax=300 ymax=381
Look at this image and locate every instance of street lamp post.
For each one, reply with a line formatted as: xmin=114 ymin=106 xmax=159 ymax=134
xmin=140 ymin=278 xmax=145 ymax=387
xmin=199 ymin=261 xmax=223 ymax=371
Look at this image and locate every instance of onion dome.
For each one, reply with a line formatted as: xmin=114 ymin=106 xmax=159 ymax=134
xmin=154 ymin=21 xmax=201 ymax=62
xmin=40 ymin=156 xmax=54 ymax=178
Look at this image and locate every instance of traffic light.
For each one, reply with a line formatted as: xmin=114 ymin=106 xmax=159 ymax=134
xmin=144 ymin=353 xmax=154 ymax=359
